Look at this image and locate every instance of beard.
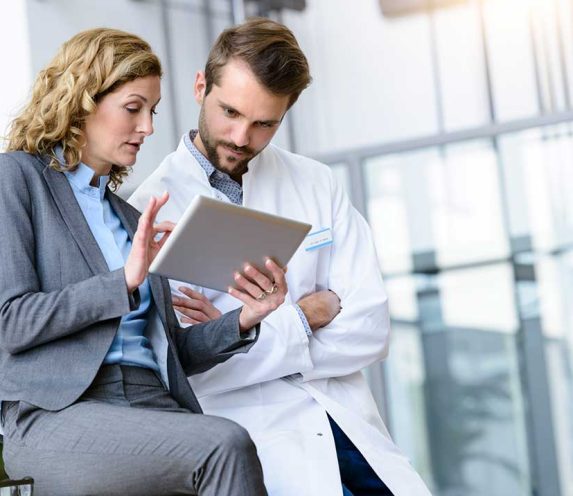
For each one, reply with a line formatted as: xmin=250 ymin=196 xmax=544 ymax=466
xmin=198 ymin=107 xmax=257 ymax=179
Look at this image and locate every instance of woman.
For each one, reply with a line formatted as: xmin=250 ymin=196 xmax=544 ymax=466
xmin=0 ymin=28 xmax=285 ymax=496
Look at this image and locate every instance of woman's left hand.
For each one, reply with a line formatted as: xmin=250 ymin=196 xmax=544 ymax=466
xmin=124 ymin=192 xmax=174 ymax=293
xmin=229 ymin=258 xmax=288 ymax=333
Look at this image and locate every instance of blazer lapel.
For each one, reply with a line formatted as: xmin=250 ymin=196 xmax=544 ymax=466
xmin=42 ymin=161 xmax=109 ymax=275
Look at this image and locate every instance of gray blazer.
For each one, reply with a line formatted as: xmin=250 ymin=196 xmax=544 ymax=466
xmin=0 ymin=151 xmax=257 ymax=413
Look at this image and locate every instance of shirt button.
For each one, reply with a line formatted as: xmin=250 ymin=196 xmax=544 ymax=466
xmin=317 ymin=433 xmax=323 ymax=436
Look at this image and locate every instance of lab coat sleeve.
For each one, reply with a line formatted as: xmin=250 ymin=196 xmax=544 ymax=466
xmin=188 ymin=302 xmax=314 ymax=397
xmin=301 ymin=173 xmax=390 ymax=382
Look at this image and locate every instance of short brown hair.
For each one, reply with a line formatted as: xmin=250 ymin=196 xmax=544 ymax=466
xmin=6 ymin=28 xmax=162 ymax=190
xmin=204 ymin=17 xmax=311 ymax=109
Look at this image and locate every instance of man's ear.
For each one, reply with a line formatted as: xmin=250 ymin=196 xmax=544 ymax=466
xmin=194 ymin=71 xmax=206 ymax=104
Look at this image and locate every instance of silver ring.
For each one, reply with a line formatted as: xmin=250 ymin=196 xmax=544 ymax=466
xmin=265 ymin=284 xmax=279 ymax=295
xmin=256 ymin=292 xmax=267 ymax=301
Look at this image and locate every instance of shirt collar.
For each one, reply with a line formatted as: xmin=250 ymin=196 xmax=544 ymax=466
xmin=184 ymin=130 xmax=217 ymax=179
xmin=56 ymin=145 xmax=109 ymax=200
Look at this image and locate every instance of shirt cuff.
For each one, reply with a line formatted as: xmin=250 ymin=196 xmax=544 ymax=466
xmin=295 ymin=304 xmax=313 ymax=338
xmin=128 ymin=287 xmax=141 ymax=311
xmin=240 ymin=325 xmax=258 ymax=341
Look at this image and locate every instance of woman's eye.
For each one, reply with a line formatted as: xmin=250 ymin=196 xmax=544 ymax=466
xmin=126 ymin=107 xmax=139 ymax=114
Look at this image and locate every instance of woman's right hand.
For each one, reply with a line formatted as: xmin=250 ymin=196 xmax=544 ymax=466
xmin=124 ymin=192 xmax=174 ymax=292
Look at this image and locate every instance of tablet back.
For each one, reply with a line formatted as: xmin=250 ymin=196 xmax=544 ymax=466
xmin=149 ymin=195 xmax=312 ymax=291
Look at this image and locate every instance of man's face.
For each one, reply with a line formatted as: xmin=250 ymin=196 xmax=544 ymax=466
xmin=194 ymin=59 xmax=290 ymax=180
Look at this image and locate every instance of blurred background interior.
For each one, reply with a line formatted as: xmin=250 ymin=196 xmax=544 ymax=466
xmin=2 ymin=0 xmax=573 ymax=495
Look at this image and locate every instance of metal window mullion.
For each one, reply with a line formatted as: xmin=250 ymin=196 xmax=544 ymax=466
xmin=159 ymin=0 xmax=180 ymax=149
xmin=313 ymin=110 xmax=573 ymax=165
xmin=555 ymin=0 xmax=572 ymax=109
xmin=346 ymin=156 xmax=368 ymax=218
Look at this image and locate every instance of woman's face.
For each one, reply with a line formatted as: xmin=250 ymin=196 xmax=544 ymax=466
xmin=81 ymin=75 xmax=161 ymax=175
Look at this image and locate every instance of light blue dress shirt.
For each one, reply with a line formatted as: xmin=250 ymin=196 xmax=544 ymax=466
xmin=64 ymin=162 xmax=159 ymax=370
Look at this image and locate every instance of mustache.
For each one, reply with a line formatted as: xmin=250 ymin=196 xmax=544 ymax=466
xmin=219 ymin=141 xmax=254 ymax=155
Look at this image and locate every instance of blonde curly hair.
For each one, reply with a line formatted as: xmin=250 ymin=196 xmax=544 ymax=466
xmin=6 ymin=28 xmax=162 ymax=189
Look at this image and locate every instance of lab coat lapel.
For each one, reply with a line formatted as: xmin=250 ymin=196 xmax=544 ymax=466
xmin=243 ymin=147 xmax=313 ymax=222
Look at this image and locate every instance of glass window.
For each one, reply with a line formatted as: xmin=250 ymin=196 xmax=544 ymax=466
xmin=384 ymin=266 xmax=530 ymax=496
xmin=533 ymin=251 xmax=573 ymax=496
xmin=328 ymin=162 xmax=351 ymax=195
xmin=528 ymin=0 xmax=569 ymax=112
xmin=365 ymin=140 xmax=509 ymax=274
xmin=365 ymin=149 xmax=441 ymax=274
xmin=558 ymin=0 xmax=573 ymax=104
xmin=498 ymin=124 xmax=573 ymax=251
xmin=285 ymin=0 xmax=439 ymax=156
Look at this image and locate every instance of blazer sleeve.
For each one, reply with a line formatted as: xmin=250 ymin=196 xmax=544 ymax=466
xmin=0 ymin=156 xmax=134 ymax=354
xmin=172 ymin=307 xmax=260 ymax=376
xmin=144 ymin=273 xmax=258 ymax=377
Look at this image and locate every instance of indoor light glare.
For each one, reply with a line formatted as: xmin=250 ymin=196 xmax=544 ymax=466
xmin=486 ymin=0 xmax=553 ymax=21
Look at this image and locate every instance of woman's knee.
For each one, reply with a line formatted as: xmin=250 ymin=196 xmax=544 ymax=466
xmin=217 ymin=420 xmax=256 ymax=455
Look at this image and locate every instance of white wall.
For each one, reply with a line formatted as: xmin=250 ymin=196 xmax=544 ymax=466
xmin=284 ymin=0 xmax=439 ymax=157
xmin=3 ymin=0 xmax=554 ymax=188
xmin=25 ymin=0 xmax=186 ymax=195
xmin=0 ymin=0 xmax=32 ymax=150
xmin=4 ymin=0 xmax=227 ymax=196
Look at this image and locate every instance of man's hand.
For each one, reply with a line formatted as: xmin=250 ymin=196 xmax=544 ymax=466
xmin=297 ymin=290 xmax=341 ymax=331
xmin=231 ymin=258 xmax=288 ymax=333
xmin=173 ymin=287 xmax=222 ymax=324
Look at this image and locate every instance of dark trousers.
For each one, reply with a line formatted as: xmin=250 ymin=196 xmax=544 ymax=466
xmin=328 ymin=416 xmax=394 ymax=496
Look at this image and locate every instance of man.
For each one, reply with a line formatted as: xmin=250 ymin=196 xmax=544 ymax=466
xmin=130 ymin=17 xmax=431 ymax=496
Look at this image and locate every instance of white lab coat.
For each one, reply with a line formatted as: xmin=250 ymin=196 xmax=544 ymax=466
xmin=129 ymin=136 xmax=432 ymax=496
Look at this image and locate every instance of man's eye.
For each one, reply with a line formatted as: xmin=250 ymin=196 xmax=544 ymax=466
xmin=223 ymin=108 xmax=237 ymax=117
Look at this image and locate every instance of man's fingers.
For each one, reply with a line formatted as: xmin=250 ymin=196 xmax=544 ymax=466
xmin=228 ymin=286 xmax=256 ymax=306
xmin=181 ymin=316 xmax=201 ymax=325
xmin=233 ymin=271 xmax=266 ymax=299
xmin=265 ymin=258 xmax=286 ymax=288
xmin=178 ymin=286 xmax=208 ymax=301
xmin=243 ymin=264 xmax=274 ymax=292
xmin=174 ymin=306 xmax=210 ymax=322
xmin=172 ymin=295 xmax=205 ymax=311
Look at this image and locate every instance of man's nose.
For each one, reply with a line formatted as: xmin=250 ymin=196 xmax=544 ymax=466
xmin=230 ymin=122 xmax=250 ymax=148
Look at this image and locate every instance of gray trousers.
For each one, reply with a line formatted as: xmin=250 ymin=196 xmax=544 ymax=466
xmin=2 ymin=365 xmax=267 ymax=496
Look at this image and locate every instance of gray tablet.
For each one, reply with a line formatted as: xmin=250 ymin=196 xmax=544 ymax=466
xmin=149 ymin=195 xmax=312 ymax=291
